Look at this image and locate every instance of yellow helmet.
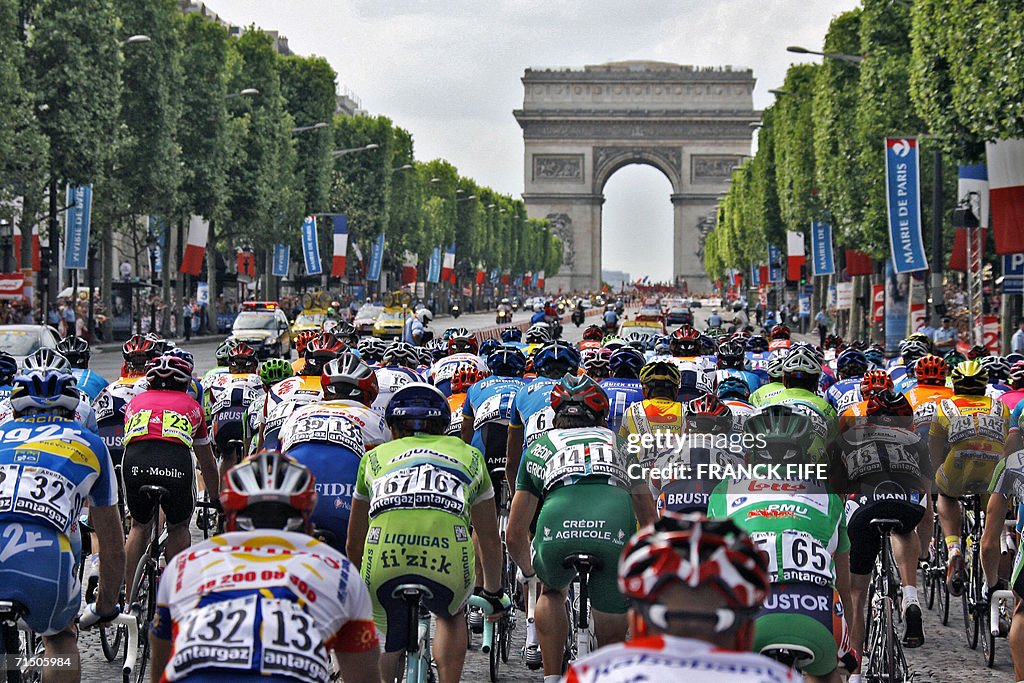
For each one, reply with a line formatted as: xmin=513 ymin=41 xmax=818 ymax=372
xmin=949 ymin=359 xmax=988 ymax=395
xmin=639 ymin=361 xmax=682 ymax=389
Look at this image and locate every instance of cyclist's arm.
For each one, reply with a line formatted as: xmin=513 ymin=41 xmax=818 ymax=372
xmin=1007 ymin=431 xmax=1022 ymax=457
xmin=834 ymin=549 xmax=851 ymax=624
xmin=505 ymin=490 xmax=539 ymax=578
xmin=346 ymin=498 xmax=370 ymax=570
xmin=459 ymin=410 xmax=475 ymax=445
xmin=505 ymin=425 xmax=524 ymax=492
xmin=630 ymin=490 xmax=657 ymax=527
xmin=927 ymin=427 xmax=948 ymax=474
xmin=470 ymin=497 xmax=503 ymax=594
xmin=195 ymin=441 xmax=219 ymax=500
xmin=92 ymin=504 xmax=125 ymax=615
xmin=150 ymin=632 xmax=171 ymax=683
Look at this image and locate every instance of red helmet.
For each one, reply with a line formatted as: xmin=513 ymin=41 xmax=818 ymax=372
xmin=865 ymin=389 xmax=913 ymax=417
xmin=451 ymin=366 xmax=483 ymax=394
xmin=303 ymin=332 xmax=345 ymax=374
xmin=686 ymin=393 xmax=733 ymax=433
xmin=583 ymin=325 xmax=604 ymax=342
xmin=446 ymin=332 xmax=478 ymax=356
xmin=295 ymin=330 xmax=319 ymax=356
xmin=914 ymin=354 xmax=948 ymax=385
xmin=550 ymin=374 xmax=609 ymax=424
xmin=770 ymin=324 xmax=791 ymax=340
xmin=145 ymin=355 xmax=193 ymax=391
xmin=860 ymin=369 xmax=894 ymax=398
xmin=220 ymin=451 xmax=318 ymax=534
xmin=228 ymin=342 xmax=258 ymax=372
xmin=123 ymin=334 xmax=158 ymax=369
xmin=669 ymin=325 xmax=700 ymax=356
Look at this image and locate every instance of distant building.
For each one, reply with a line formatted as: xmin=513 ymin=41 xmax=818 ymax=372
xmin=336 ymin=88 xmax=366 ymax=117
xmin=602 ymin=270 xmax=631 ymax=286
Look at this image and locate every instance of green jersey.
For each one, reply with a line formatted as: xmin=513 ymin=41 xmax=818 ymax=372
xmin=517 ymin=427 xmax=640 ymax=499
xmin=750 ymin=381 xmax=784 ymax=407
xmin=708 ymin=477 xmax=849 ymax=587
xmin=354 ymin=433 xmax=493 ymax=526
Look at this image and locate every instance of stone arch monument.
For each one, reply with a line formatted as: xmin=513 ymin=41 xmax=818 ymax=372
xmin=515 ymin=61 xmax=759 ymax=293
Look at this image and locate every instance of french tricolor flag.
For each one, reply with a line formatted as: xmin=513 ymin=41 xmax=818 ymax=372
xmin=12 ymin=223 xmax=40 ymax=272
xmin=331 ymin=215 xmax=348 ymax=277
xmin=951 ymin=165 xmax=989 ymax=271
xmin=401 ymin=251 xmax=417 ymax=285
xmin=786 ymin=230 xmax=805 ymax=282
xmin=986 ymin=140 xmax=1024 ymax=254
xmin=537 ymin=270 xmax=545 ymax=290
xmin=441 ymin=244 xmax=456 ymax=284
xmin=179 ymin=215 xmax=209 ymax=276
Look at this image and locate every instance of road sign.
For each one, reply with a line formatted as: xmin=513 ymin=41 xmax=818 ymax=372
xmin=1003 ymin=253 xmax=1024 ymax=294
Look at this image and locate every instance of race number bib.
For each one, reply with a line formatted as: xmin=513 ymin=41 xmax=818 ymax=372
xmin=524 ymin=407 xmax=554 ymax=448
xmin=369 ymin=464 xmax=467 ymax=518
xmin=473 ymin=393 xmax=512 ymax=429
xmin=281 ymin=414 xmax=363 ymax=454
xmin=13 ymin=466 xmax=77 ymax=531
xmin=161 ymin=411 xmax=195 ymax=446
xmin=123 ymin=409 xmax=152 ymax=443
xmin=751 ymin=530 xmax=832 ymax=586
xmin=446 ymin=411 xmax=463 ymax=437
xmin=0 ymin=464 xmax=19 ymax=511
xmin=543 ymin=441 xmax=627 ymax=490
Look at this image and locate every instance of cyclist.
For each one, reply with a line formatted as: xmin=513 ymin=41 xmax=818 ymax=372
xmin=710 ymin=404 xmax=853 ymax=683
xmin=767 ymin=323 xmax=791 ymax=351
xmin=506 ymin=375 xmax=656 ymax=682
xmin=429 ymin=334 xmax=487 ymax=398
xmin=371 ymin=341 xmax=424 ymax=415
xmin=888 ymin=337 xmax=930 ymax=395
xmin=763 ymin=343 xmax=837 ymax=462
xmin=207 ymin=342 xmax=263 ymax=479
xmin=580 ymin=324 xmax=605 ymax=351
xmin=981 ymin=354 xmax=1013 ymax=399
xmin=122 ymin=355 xmax=220 ymax=592
xmin=289 ymin=329 xmax=321 ymax=374
xmin=500 ymin=326 xmax=527 ymax=351
xmin=243 ymin=357 xmax=294 ymax=455
xmin=357 ymin=336 xmax=388 ymax=366
xmin=832 ymin=388 xmax=930 ymax=655
xmin=445 ymin=366 xmax=482 ymax=435
xmin=150 ymin=452 xmax=381 ymax=683
xmin=716 ymin=337 xmax=762 ymax=394
xmin=504 ymin=340 xmax=580 ymax=491
xmin=600 ymin=346 xmax=645 ymax=433
xmin=346 ymin=384 xmax=508 ymax=683
xmin=668 ymin=325 xmax=714 ymax=373
xmin=0 ymin=370 xmax=125 ymax=671
xmin=825 ymin=349 xmax=869 ymax=414
xmin=928 ymin=359 xmax=1010 ymax=596
xmin=904 ymin=354 xmax=952 ymax=416
xmin=999 ymin=360 xmax=1024 ymax=411
xmin=718 ymin=375 xmax=755 ymax=433
xmin=565 ymin=512 xmax=793 ymax=683
xmin=580 ymin=346 xmax=611 ymax=380
xmin=619 ymin=361 xmax=686 ymax=468
xmin=5 ymin=348 xmax=99 ymax=434
xmin=94 ymin=334 xmax=162 ymax=466
xmin=745 ymin=334 xmax=773 ymax=384
xmin=981 ymin=448 xmax=1024 ymax=681
xmin=57 ymin=335 xmax=108 ymax=400
xmin=749 ymin=350 xmax=788 ymax=406
xmin=0 ymin=351 xmax=15 ymax=400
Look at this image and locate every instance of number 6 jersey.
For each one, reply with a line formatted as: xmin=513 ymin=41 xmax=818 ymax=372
xmin=153 ymin=530 xmax=378 ymax=683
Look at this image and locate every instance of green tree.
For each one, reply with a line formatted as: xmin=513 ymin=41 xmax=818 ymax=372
xmin=773 ymin=63 xmax=819 ymax=235
xmin=280 ymin=55 xmax=336 ymax=214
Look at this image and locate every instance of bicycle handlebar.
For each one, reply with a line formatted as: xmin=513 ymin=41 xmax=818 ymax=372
xmin=467 ymin=595 xmax=496 ymax=653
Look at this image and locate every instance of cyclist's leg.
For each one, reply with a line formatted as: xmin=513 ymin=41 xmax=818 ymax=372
xmin=534 ymin=583 xmax=569 ymax=677
xmin=936 ymin=490 xmax=965 ymax=587
xmin=1010 ymin=598 xmax=1024 ymax=680
xmin=434 ymin=610 xmax=469 ymax=683
xmin=845 ymin=499 xmax=880 ymax=667
xmin=980 ymin=493 xmax=1009 ymax=594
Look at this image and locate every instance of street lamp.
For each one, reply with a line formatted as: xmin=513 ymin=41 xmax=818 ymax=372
xmin=123 ymin=34 xmax=152 ymax=45
xmin=0 ymin=220 xmax=11 ymax=274
xmin=392 ymin=164 xmax=413 ymax=172
xmin=769 ymin=88 xmax=791 ymax=97
xmin=786 ymin=45 xmax=865 ymax=63
xmin=225 ymin=88 xmax=259 ymax=99
xmin=331 ymin=143 xmax=378 ymax=158
xmin=456 ymin=195 xmax=477 ymax=202
xmin=292 ymin=122 xmax=328 ymax=134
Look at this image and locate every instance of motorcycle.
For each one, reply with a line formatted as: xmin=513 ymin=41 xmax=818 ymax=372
xmin=511 ymin=298 xmax=521 ymax=312
xmin=451 ymin=303 xmax=461 ymax=319
xmin=571 ymin=309 xmax=585 ymax=327
xmin=496 ymin=308 xmax=512 ymax=325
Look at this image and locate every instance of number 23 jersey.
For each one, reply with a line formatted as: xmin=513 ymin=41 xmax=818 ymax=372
xmin=153 ymin=530 xmax=378 ymax=683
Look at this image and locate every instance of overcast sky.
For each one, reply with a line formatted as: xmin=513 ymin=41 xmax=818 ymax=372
xmin=207 ymin=0 xmax=858 ymax=281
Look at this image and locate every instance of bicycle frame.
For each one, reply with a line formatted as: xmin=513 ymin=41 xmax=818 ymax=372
xmin=120 ymin=486 xmax=167 ymax=683
xmin=394 ymin=584 xmax=433 ymax=683
xmin=864 ymin=518 xmax=910 ymax=683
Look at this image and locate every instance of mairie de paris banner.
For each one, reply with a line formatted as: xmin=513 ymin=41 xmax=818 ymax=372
xmin=884 ymin=137 xmax=928 ymax=273
xmin=810 ymin=222 xmax=835 ymax=277
xmin=301 ymin=216 xmax=321 ymax=275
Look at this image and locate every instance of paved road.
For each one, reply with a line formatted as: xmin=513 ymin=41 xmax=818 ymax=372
xmin=77 ymin=303 xmax=1017 ymax=681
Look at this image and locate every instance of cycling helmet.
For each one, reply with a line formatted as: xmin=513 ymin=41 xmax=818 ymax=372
xmin=609 ymin=347 xmax=645 ymax=379
xmin=550 ymin=374 xmax=609 ymax=425
xmin=780 ymin=344 xmax=821 ymax=377
xmin=1010 ymin=360 xmax=1024 ymax=388
xmin=0 ymin=352 xmax=17 ymax=385
xmin=913 ymin=354 xmax=948 ymax=385
xmin=835 ymin=349 xmax=868 ymax=380
xmin=450 ymin=366 xmax=482 ymax=394
xmin=745 ymin=335 xmax=768 ymax=353
xmin=822 ymin=334 xmax=843 ymax=351
xmin=165 ymin=347 xmax=195 ymax=372
xmin=228 ymin=342 xmax=258 ymax=373
xmin=979 ymin=355 xmax=1010 ymax=382
xmin=716 ymin=340 xmax=745 ymax=370
xmin=848 ymin=339 xmax=868 ymax=351
xmin=221 ymin=451 xmax=317 ymax=533
xmin=295 ymin=330 xmax=320 ymax=356
xmin=424 ymin=338 xmax=448 ymax=362
xmin=602 ymin=335 xmax=625 ymax=351
xmin=619 ymin=511 xmax=770 ymax=618
xmin=215 ymin=338 xmax=239 ymax=367
xmin=899 ymin=338 xmax=930 ymax=364
xmin=765 ymin=351 xmax=787 ymax=380
xmin=717 ymin=376 xmax=751 ymax=402
xmin=533 ymin=341 xmax=581 ymax=377
xmin=382 ymin=341 xmax=419 ymax=369
xmin=500 ymin=327 xmax=523 ymax=344
xmin=524 ymin=324 xmax=550 ymax=345
xmin=942 ymin=350 xmax=966 ymax=368
xmin=686 ymin=393 xmax=732 ymax=434
xmin=385 ymin=384 xmax=450 ymax=434
xmin=950 ymin=359 xmax=988 ymax=395
xmin=9 ymin=369 xmax=80 ymax=415
xmin=332 ymin=320 xmax=358 ymax=346
xmin=145 ymin=355 xmax=194 ymax=391
xmin=415 ymin=347 xmax=434 ymax=367
xmin=144 ymin=333 xmax=169 ymax=355
xmin=259 ymin=358 xmax=294 ymax=386
xmin=303 ymin=333 xmax=345 ymax=374
xmin=486 ymin=348 xmax=527 ymax=377
xmin=582 ymin=348 xmax=612 ymax=380
xmin=769 ymin=324 xmax=791 ymax=340
xmin=699 ymin=334 xmax=719 ymax=357
xmin=678 ymin=361 xmax=715 ymax=402
xmin=1006 ymin=353 xmax=1024 ymax=366
xmin=22 ymin=348 xmax=70 ymax=374
xmin=652 ymin=335 xmax=671 ymax=356
xmin=863 ymin=348 xmax=885 ymax=369
xmin=967 ymin=344 xmax=989 ymax=360
xmin=669 ymin=325 xmax=700 ymax=356
xmin=743 ymin=404 xmax=816 ymax=465
xmin=357 ymin=337 xmax=387 ymax=364
xmin=56 ymin=335 xmax=90 ymax=367
xmin=639 ymin=361 xmax=682 ymax=391
xmin=860 ymin=369 xmax=894 ymax=398
xmin=479 ymin=339 xmax=501 ymax=358
xmin=321 ymin=353 xmax=379 ymax=405
xmin=582 ymin=325 xmax=604 ymax=342
xmin=865 ymin=389 xmax=913 ymax=417
xmin=447 ymin=331 xmax=478 ymax=356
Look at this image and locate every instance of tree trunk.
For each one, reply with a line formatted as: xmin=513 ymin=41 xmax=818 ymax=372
xmin=205 ymin=221 xmax=218 ymax=334
xmin=160 ymin=218 xmax=173 ymax=336
xmin=174 ymin=217 xmax=185 ymax=326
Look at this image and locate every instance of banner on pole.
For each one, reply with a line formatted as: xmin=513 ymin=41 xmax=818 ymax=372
xmin=786 ymin=231 xmax=805 ymax=282
xmin=272 ymin=244 xmax=290 ymax=278
xmin=836 ymin=282 xmax=853 ymax=310
xmin=0 ymin=273 xmax=24 ymax=301
xmin=179 ymin=215 xmax=209 ymax=276
xmin=196 ymin=281 xmax=209 ymax=307
xmin=810 ymin=222 xmax=835 ymax=276
xmin=64 ymin=184 xmax=92 ymax=270
xmin=427 ymin=246 xmax=442 ymax=283
xmin=872 ymin=284 xmax=885 ymax=323
xmin=767 ymin=244 xmax=782 ymax=283
xmin=301 ymin=216 xmax=321 ymax=275
xmin=441 ymin=244 xmax=456 ymax=284
xmin=986 ymin=139 xmax=1024 ymax=254
xmin=884 ymin=259 xmax=909 ymax=355
xmin=1003 ymin=253 xmax=1024 ymax=294
xmin=148 ymin=216 xmax=165 ymax=275
xmin=331 ymin=215 xmax=348 ymax=277
xmin=367 ymin=233 xmax=384 ymax=282
xmin=884 ymin=137 xmax=928 ymax=273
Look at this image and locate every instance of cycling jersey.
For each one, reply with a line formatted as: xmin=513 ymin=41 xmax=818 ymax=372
xmin=269 ymin=375 xmax=323 ymax=407
xmin=746 ymin=351 xmax=773 ymax=385
xmin=446 ymin=392 xmax=467 ymax=436
xmin=462 ymin=375 xmax=525 ymax=457
xmin=599 ymin=377 xmax=644 ymax=433
xmin=989 ymin=452 xmax=1024 ymax=599
xmin=618 ymin=398 xmax=685 ymax=466
xmin=206 ymin=373 xmax=262 ymax=453
xmin=824 ymin=377 xmax=862 ymax=414
xmin=998 ymin=387 xmax=1024 ymax=412
xmin=768 ymin=339 xmax=791 ymax=351
xmin=93 ymin=375 xmax=148 ymax=460
xmin=354 ymin=434 xmax=492 ymax=650
xmin=564 ymin=635 xmax=797 ymax=683
xmin=649 ymin=433 xmax=744 ymax=515
xmin=716 ymin=368 xmax=763 ymax=395
xmin=370 ymin=367 xmax=421 ymax=416
xmin=0 ymin=415 xmax=116 ymax=635
xmin=0 ymin=382 xmax=11 ymax=402
xmin=509 ymin=376 xmax=559 ymax=450
xmin=0 ymin=393 xmax=97 ymax=434
xmin=929 ymin=394 xmax=1009 ymax=497
xmin=123 ymin=389 xmax=211 ymax=449
xmin=428 ymin=353 xmax=487 ymax=397
xmin=517 ymin=427 xmax=639 ymax=613
xmin=71 ymin=368 xmax=109 ymax=401
xmin=153 ymin=530 xmax=378 ymax=683
xmin=722 ymin=399 xmax=755 ymax=433
xmin=749 ymin=381 xmax=784 ymax=407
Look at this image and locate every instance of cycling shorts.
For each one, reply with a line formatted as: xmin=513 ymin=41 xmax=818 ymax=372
xmin=478 ymin=423 xmax=510 ymax=506
xmin=211 ymin=406 xmax=246 ymax=456
xmin=532 ymin=484 xmax=634 ymax=614
xmin=1012 ymin=536 xmax=1024 ymax=601
xmin=935 ymin=453 xmax=1000 ymax=499
xmin=122 ymin=441 xmax=195 ymax=526
xmin=844 ymin=496 xmax=925 ymax=576
xmin=361 ymin=513 xmax=474 ymax=652
xmin=754 ymin=582 xmax=847 ymax=678
xmin=285 ymin=442 xmax=361 ymax=552
xmin=0 ymin=523 xmax=78 ymax=635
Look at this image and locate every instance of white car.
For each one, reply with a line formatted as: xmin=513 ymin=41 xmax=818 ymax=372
xmin=0 ymin=325 xmax=61 ymax=365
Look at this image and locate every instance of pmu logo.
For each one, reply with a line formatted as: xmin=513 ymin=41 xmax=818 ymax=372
xmin=891 ymin=139 xmax=912 ymax=157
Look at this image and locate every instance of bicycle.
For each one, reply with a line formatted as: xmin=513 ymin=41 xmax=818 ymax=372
xmin=959 ymin=494 xmax=985 ymax=651
xmin=392 ymin=584 xmax=437 ymax=683
xmin=862 ymin=518 xmax=912 ymax=683
xmin=562 ymin=553 xmax=600 ymax=665
xmin=982 ymin=519 xmax=1018 ymax=667
xmin=521 ymin=577 xmax=542 ymax=670
xmin=0 ymin=602 xmax=40 ymax=683
xmin=922 ymin=513 xmax=950 ymax=625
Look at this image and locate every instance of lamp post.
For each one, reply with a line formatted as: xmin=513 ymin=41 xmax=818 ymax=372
xmin=331 ymin=143 xmax=379 ymax=158
xmin=786 ymin=45 xmax=865 ymax=64
xmin=291 ymin=122 xmax=328 ymax=134
xmin=123 ymin=35 xmax=151 ymax=45
xmin=0 ymin=220 xmax=11 ymax=274
xmin=225 ymin=88 xmax=259 ymax=99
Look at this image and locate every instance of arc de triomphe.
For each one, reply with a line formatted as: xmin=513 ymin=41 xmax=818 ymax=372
xmin=515 ymin=61 xmax=759 ymax=293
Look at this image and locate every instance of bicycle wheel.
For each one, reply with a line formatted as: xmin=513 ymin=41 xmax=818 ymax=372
xmin=882 ymin=598 xmax=898 ymax=683
xmin=982 ymin=605 xmax=995 ymax=667
xmin=936 ymin=529 xmax=950 ymax=625
xmin=1 ymin=623 xmax=22 ymax=683
xmin=864 ymin=577 xmax=876 ymax=650
xmin=962 ymin=543 xmax=980 ymax=649
xmin=124 ymin=564 xmax=155 ymax=683
xmin=488 ymin=617 xmax=500 ymax=682
xmin=99 ymin=621 xmax=124 ymax=662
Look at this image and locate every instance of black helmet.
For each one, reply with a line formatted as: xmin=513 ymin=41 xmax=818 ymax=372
xmin=56 ymin=335 xmax=91 ymax=368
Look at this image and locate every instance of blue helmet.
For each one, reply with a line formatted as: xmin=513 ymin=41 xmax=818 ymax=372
xmin=165 ymin=347 xmax=195 ymax=372
xmin=0 ymin=352 xmax=17 ymax=385
xmin=500 ymin=327 xmax=522 ymax=343
xmin=835 ymin=349 xmax=868 ymax=380
xmin=864 ymin=348 xmax=885 ymax=369
xmin=609 ymin=347 xmax=645 ymax=379
xmin=533 ymin=341 xmax=581 ymax=376
xmin=479 ymin=339 xmax=502 ymax=358
xmin=385 ymin=384 xmax=450 ymax=433
xmin=10 ymin=369 xmax=80 ymax=415
xmin=717 ymin=376 xmax=751 ymax=401
xmin=487 ymin=348 xmax=527 ymax=377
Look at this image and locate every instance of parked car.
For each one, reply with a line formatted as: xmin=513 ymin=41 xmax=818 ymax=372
xmin=353 ymin=304 xmax=383 ymax=335
xmin=665 ymin=306 xmax=693 ymax=326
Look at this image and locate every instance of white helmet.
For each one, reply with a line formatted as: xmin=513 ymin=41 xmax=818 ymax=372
xmin=416 ymin=309 xmax=433 ymax=324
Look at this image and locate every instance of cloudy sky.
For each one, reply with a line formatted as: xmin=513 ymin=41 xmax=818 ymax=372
xmin=207 ymin=0 xmax=858 ymax=281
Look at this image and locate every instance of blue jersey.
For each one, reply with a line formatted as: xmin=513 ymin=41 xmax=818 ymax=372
xmin=510 ymin=377 xmax=559 ymax=450
xmin=715 ymin=369 xmax=763 ymax=395
xmin=463 ymin=376 xmax=526 ymax=455
xmin=599 ymin=378 xmax=644 ymax=432
xmin=745 ymin=352 xmax=772 ymax=385
xmin=825 ymin=377 xmax=862 ymax=413
xmin=71 ymin=368 xmax=109 ymax=402
xmin=0 ymin=383 xmax=10 ymax=402
xmin=887 ymin=363 xmax=913 ymax=394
